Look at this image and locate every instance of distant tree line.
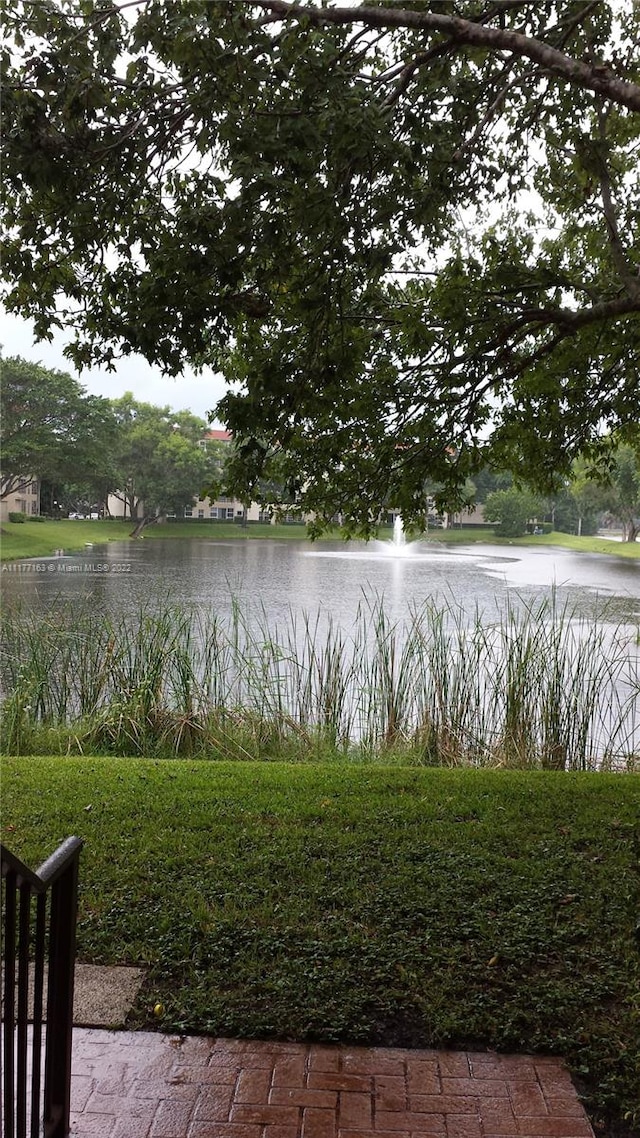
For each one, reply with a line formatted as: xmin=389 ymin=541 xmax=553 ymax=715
xmin=1 ymin=355 xmax=226 ymax=534
xmin=472 ymin=455 xmax=640 ymax=542
xmin=1 ymin=355 xmax=639 ymax=541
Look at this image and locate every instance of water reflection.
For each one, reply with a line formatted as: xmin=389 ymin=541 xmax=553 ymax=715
xmin=2 ymin=538 xmax=639 ymax=630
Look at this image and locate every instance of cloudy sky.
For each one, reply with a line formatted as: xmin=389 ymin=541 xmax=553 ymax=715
xmin=1 ymin=309 xmax=228 ymax=425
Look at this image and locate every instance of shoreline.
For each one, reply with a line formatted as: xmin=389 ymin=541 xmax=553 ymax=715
xmin=1 ymin=517 xmax=639 ymax=563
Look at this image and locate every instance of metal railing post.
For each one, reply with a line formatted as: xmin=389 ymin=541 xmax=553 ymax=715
xmin=1 ymin=837 xmax=83 ymax=1138
xmin=43 ymin=855 xmax=80 ymax=1138
xmin=3 ymin=868 xmax=17 ymax=1138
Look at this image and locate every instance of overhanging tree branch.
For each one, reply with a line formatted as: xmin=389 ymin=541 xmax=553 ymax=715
xmin=515 ymin=296 xmax=640 ymax=330
xmin=2 ymin=2 xmax=639 ymax=529
xmin=0 ymin=474 xmax=33 ymax=501
xmin=592 ymin=106 xmax=640 ymax=301
xmin=251 ymin=2 xmax=640 ymax=113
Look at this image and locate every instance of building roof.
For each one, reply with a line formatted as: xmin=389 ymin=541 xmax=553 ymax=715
xmin=203 ymin=429 xmax=232 ymax=442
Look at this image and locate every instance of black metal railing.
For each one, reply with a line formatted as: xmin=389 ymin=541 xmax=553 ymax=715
xmin=1 ymin=837 xmax=83 ymax=1138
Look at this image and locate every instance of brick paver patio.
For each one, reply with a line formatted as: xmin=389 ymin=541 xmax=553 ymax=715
xmin=69 ymin=1029 xmax=595 ymax=1138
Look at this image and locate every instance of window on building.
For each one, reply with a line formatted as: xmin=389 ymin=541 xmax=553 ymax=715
xmin=184 ymin=506 xmax=193 ymax=517
xmin=198 ymin=509 xmax=204 ymax=518
xmin=226 ymin=508 xmax=234 ymax=519
xmin=31 ymin=501 xmax=38 ymax=515
xmin=209 ymin=508 xmax=217 ymax=518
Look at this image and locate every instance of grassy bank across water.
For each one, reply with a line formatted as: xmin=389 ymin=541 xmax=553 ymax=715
xmin=0 ymin=518 xmax=312 ymax=560
xmin=506 ymin=530 xmax=640 ymax=558
xmin=1 ymin=517 xmax=638 ymax=561
xmin=2 ymin=758 xmax=638 ymax=1136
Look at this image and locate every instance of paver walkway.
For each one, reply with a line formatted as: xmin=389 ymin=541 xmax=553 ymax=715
xmin=69 ymin=1029 xmax=595 ymax=1138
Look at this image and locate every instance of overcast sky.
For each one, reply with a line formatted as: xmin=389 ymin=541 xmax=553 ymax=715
xmin=1 ymin=309 xmax=228 ymax=425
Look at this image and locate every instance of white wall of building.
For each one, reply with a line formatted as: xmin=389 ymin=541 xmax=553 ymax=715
xmin=1 ymin=479 xmax=41 ymax=521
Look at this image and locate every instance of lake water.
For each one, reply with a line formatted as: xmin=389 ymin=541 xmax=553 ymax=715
xmin=2 ymin=536 xmax=639 ymax=630
xmin=3 ymin=537 xmax=638 ymax=764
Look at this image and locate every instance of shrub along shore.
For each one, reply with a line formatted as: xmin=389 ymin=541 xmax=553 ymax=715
xmin=2 ymin=597 xmax=638 ymax=769
xmin=1 ymin=515 xmax=639 ymax=561
xmin=2 ymin=759 xmax=638 ymax=1137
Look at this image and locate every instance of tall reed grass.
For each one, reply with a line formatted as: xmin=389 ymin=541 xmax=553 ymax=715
xmin=1 ymin=596 xmax=637 ymax=768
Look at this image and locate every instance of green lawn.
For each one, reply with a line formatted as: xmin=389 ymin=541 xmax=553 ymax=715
xmin=1 ymin=518 xmax=133 ymax=559
xmin=507 ymin=530 xmax=640 ymax=558
xmin=2 ymin=757 xmax=638 ymax=1135
xmin=1 ymin=516 xmax=638 ymax=560
xmin=0 ymin=518 xmax=311 ymax=559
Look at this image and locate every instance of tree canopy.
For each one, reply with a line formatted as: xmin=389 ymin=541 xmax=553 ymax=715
xmin=0 ymin=354 xmax=117 ymax=500
xmin=483 ymin=485 xmax=543 ymax=538
xmin=2 ymin=1 xmax=639 ymax=532
xmin=108 ymin=394 xmax=213 ymax=533
xmin=602 ymin=439 xmax=640 ymax=542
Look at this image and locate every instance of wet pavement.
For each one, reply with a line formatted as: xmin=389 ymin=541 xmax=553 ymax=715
xmin=69 ymin=1028 xmax=595 ymax=1138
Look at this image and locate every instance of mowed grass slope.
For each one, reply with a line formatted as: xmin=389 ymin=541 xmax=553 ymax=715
xmin=0 ymin=518 xmax=309 ymax=560
xmin=2 ymin=759 xmax=639 ymax=1133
